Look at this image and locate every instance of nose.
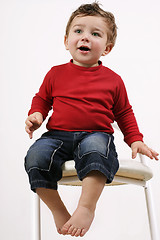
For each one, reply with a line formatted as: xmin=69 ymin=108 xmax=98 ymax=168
xmin=81 ymin=33 xmax=90 ymax=42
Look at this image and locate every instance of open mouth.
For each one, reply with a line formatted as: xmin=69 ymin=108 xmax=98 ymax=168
xmin=78 ymin=46 xmax=91 ymax=52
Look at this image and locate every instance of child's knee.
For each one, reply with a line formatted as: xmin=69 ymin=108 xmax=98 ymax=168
xmin=24 ymin=137 xmax=63 ymax=173
xmin=25 ymin=146 xmax=44 ymax=173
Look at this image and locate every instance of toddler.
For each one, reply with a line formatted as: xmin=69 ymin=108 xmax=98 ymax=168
xmin=25 ymin=2 xmax=158 ymax=237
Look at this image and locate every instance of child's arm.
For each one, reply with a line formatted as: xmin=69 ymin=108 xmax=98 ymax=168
xmin=131 ymin=141 xmax=159 ymax=160
xmin=25 ymin=69 xmax=54 ymax=139
xmin=113 ymin=78 xmax=159 ymax=161
xmin=25 ymin=112 xmax=43 ymax=139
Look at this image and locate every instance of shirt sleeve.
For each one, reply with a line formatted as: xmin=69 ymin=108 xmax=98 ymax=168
xmin=28 ymin=69 xmax=54 ymax=119
xmin=113 ymin=77 xmax=143 ymax=146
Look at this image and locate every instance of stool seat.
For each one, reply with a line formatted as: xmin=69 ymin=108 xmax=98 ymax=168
xmin=58 ymin=159 xmax=153 ymax=186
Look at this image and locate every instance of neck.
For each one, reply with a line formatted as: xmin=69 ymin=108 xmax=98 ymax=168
xmin=72 ymin=59 xmax=99 ymax=68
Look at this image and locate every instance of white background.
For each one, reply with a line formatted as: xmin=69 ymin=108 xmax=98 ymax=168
xmin=0 ymin=0 xmax=160 ymax=239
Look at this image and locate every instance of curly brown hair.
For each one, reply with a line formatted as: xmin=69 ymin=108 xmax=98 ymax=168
xmin=65 ymin=2 xmax=117 ymax=47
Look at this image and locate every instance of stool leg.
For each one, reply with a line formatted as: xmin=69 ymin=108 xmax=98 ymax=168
xmin=33 ymin=194 xmax=41 ymax=240
xmin=144 ymin=182 xmax=159 ymax=240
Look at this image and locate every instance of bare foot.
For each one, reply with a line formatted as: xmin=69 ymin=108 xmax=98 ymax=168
xmin=36 ymin=188 xmax=71 ymax=234
xmin=52 ymin=206 xmax=71 ymax=234
xmin=61 ymin=205 xmax=95 ymax=237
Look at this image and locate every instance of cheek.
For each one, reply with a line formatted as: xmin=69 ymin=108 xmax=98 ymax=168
xmin=93 ymin=41 xmax=104 ymax=52
xmin=68 ymin=38 xmax=78 ymax=49
xmin=94 ymin=40 xmax=107 ymax=52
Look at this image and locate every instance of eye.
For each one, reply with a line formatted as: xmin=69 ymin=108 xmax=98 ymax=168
xmin=75 ymin=29 xmax=82 ymax=34
xmin=92 ymin=32 xmax=100 ymax=37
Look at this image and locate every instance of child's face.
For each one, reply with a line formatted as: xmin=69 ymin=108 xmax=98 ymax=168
xmin=64 ymin=15 xmax=112 ymax=67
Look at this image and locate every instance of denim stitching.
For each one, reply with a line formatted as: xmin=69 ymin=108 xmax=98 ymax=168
xmin=106 ymin=135 xmax=111 ymax=159
xmin=27 ymin=140 xmax=63 ymax=173
xmin=78 ymin=135 xmax=111 ymax=159
xmin=110 ymin=148 xmax=119 ymax=177
xmin=78 ymin=162 xmax=108 ymax=175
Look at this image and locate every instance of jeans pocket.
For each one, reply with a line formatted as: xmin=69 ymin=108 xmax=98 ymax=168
xmin=25 ymin=138 xmax=63 ymax=173
xmin=78 ymin=132 xmax=111 ymax=159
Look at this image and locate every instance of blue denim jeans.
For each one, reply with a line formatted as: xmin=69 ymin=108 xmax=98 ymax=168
xmin=24 ymin=131 xmax=119 ymax=192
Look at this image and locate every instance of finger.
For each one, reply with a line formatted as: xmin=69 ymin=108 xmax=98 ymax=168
xmin=25 ymin=118 xmax=40 ymax=132
xmin=155 ymin=156 xmax=159 ymax=161
xmin=25 ymin=125 xmax=33 ymax=139
xmin=29 ymin=132 xmax=33 ymax=139
xmin=142 ymin=148 xmax=153 ymax=159
xmin=29 ymin=116 xmax=42 ymax=129
xmin=25 ymin=124 xmax=33 ymax=133
xmin=25 ymin=119 xmax=33 ymax=128
xmin=150 ymin=149 xmax=159 ymax=161
xmin=132 ymin=148 xmax=137 ymax=159
xmin=25 ymin=125 xmax=30 ymax=133
xmin=26 ymin=116 xmax=39 ymax=126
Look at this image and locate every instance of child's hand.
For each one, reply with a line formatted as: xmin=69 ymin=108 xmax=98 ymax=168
xmin=131 ymin=141 xmax=159 ymax=161
xmin=25 ymin=112 xmax=43 ymax=139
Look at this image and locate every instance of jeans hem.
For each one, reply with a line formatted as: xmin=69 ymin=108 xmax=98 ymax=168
xmin=30 ymin=180 xmax=58 ymax=192
xmin=77 ymin=163 xmax=114 ymax=184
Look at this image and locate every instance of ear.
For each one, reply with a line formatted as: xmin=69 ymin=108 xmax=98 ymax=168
xmin=64 ymin=35 xmax=69 ymax=50
xmin=102 ymin=43 xmax=113 ymax=56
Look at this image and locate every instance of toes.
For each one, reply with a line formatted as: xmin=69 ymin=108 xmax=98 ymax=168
xmin=61 ymin=223 xmax=71 ymax=235
xmin=71 ymin=227 xmax=78 ymax=236
xmin=68 ymin=225 xmax=74 ymax=234
xmin=80 ymin=228 xmax=87 ymax=237
xmin=62 ymin=224 xmax=86 ymax=237
xmin=69 ymin=227 xmax=82 ymax=237
xmin=57 ymin=228 xmax=62 ymax=234
xmin=75 ymin=228 xmax=82 ymax=237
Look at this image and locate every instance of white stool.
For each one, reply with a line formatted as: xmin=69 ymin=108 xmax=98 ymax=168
xmin=33 ymin=153 xmax=159 ymax=240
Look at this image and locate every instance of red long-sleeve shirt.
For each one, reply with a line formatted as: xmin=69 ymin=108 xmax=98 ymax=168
xmin=29 ymin=60 xmax=143 ymax=146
